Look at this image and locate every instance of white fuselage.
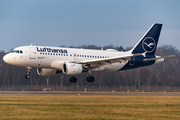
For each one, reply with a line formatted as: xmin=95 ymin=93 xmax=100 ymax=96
xmin=3 ymin=46 xmax=130 ymax=72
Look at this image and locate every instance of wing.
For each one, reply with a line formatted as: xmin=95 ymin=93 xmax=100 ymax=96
xmin=79 ymin=54 xmax=141 ymax=69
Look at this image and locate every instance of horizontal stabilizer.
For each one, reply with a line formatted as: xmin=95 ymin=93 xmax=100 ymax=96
xmin=143 ymin=55 xmax=175 ymax=61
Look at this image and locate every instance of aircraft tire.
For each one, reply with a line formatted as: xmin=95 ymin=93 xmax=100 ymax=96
xmin=69 ymin=76 xmax=77 ymax=83
xmin=86 ymin=76 xmax=95 ymax=82
xmin=25 ymin=75 xmax=30 ymax=79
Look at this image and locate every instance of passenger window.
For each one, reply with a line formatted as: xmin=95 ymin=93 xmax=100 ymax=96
xmin=80 ymin=55 xmax=81 ymax=57
xmin=70 ymin=54 xmax=72 ymax=56
xmin=82 ymin=55 xmax=84 ymax=57
xmin=77 ymin=55 xmax=79 ymax=57
xmin=66 ymin=54 xmax=68 ymax=56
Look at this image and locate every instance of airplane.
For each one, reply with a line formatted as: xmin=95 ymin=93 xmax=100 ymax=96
xmin=3 ymin=23 xmax=174 ymax=83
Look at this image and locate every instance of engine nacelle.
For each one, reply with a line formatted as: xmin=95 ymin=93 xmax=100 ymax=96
xmin=37 ymin=68 xmax=57 ymax=76
xmin=51 ymin=60 xmax=65 ymax=70
xmin=62 ymin=62 xmax=83 ymax=75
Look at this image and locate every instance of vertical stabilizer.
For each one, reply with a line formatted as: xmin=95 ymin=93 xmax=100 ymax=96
xmin=131 ymin=23 xmax=162 ymax=56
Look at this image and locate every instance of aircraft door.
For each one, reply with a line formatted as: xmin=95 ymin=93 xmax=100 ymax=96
xmin=29 ymin=47 xmax=36 ymax=59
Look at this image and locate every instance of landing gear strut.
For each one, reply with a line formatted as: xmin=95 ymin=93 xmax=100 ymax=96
xmin=86 ymin=68 xmax=95 ymax=82
xmin=25 ymin=67 xmax=32 ymax=79
xmin=69 ymin=76 xmax=77 ymax=83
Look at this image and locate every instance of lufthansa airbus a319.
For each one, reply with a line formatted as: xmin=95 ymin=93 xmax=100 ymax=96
xmin=3 ymin=23 xmax=174 ymax=83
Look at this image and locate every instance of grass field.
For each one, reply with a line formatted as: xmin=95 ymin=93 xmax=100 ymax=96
xmin=0 ymin=94 xmax=180 ymax=120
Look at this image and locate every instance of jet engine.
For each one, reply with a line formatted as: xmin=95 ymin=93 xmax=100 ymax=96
xmin=37 ymin=68 xmax=57 ymax=76
xmin=62 ymin=62 xmax=86 ymax=75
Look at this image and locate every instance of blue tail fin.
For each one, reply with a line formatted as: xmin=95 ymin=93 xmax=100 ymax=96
xmin=131 ymin=23 xmax=162 ymax=56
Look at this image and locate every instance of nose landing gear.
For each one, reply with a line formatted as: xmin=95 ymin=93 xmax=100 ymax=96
xmin=25 ymin=67 xmax=32 ymax=79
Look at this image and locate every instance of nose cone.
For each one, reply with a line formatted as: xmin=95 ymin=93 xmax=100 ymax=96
xmin=3 ymin=54 xmax=8 ymax=63
xmin=3 ymin=54 xmax=11 ymax=64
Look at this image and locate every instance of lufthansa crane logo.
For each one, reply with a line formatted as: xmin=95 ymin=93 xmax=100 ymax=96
xmin=142 ymin=37 xmax=156 ymax=53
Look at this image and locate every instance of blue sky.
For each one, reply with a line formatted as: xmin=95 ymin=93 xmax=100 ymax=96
xmin=0 ymin=0 xmax=180 ymax=52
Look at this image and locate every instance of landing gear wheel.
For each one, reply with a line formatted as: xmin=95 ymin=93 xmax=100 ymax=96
xmin=86 ymin=75 xmax=95 ymax=82
xmin=69 ymin=76 xmax=77 ymax=83
xmin=25 ymin=75 xmax=30 ymax=79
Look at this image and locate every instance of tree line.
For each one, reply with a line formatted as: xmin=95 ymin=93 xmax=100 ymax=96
xmin=0 ymin=44 xmax=179 ymax=87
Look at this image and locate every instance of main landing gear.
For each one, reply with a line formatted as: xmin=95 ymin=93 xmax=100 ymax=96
xmin=69 ymin=68 xmax=95 ymax=83
xmin=69 ymin=66 xmax=94 ymax=83
xmin=69 ymin=76 xmax=77 ymax=83
xmin=69 ymin=67 xmax=95 ymax=83
xmin=86 ymin=75 xmax=95 ymax=82
xmin=69 ymin=75 xmax=95 ymax=83
xmin=86 ymin=68 xmax=94 ymax=82
xmin=25 ymin=67 xmax=32 ymax=79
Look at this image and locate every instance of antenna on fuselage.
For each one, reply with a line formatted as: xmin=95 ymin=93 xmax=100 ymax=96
xmin=30 ymin=43 xmax=33 ymax=46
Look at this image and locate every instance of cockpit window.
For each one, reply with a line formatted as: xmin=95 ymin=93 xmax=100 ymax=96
xmin=11 ymin=50 xmax=23 ymax=54
xmin=11 ymin=50 xmax=16 ymax=53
